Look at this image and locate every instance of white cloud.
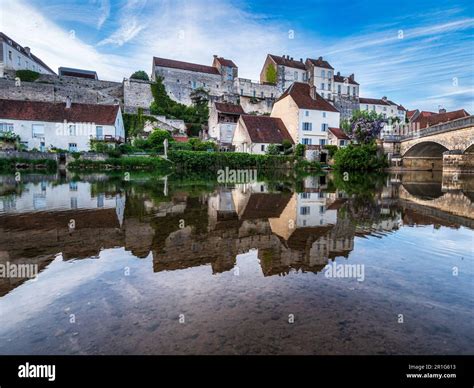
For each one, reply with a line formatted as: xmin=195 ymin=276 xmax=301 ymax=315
xmin=0 ymin=0 xmax=131 ymax=80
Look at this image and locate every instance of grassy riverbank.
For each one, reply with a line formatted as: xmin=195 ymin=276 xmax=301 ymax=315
xmin=0 ymin=158 xmax=57 ymax=172
xmin=67 ymin=151 xmax=321 ymax=172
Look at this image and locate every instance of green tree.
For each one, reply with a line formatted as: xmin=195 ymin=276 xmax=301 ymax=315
xmin=148 ymin=129 xmax=173 ymax=148
xmin=130 ymin=70 xmax=149 ymax=81
xmin=266 ymin=144 xmax=280 ymax=155
xmin=265 ymin=63 xmax=277 ymax=84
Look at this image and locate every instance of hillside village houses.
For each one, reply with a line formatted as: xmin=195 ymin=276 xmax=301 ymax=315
xmin=1 ymin=30 xmax=470 ymax=158
xmin=0 ymin=98 xmax=125 ymax=152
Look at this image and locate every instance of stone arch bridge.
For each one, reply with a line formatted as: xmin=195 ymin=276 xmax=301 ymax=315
xmin=385 ymin=116 xmax=474 ymax=172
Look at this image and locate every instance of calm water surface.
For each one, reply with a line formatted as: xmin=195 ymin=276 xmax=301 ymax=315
xmin=0 ymin=171 xmax=472 ymax=355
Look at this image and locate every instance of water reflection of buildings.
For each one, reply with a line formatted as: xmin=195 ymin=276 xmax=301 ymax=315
xmin=154 ymin=181 xmax=356 ymax=277
xmin=1 ymin=172 xmax=473 ymax=296
xmin=0 ymin=180 xmax=125 ymax=296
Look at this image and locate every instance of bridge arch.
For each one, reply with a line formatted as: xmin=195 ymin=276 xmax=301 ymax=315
xmin=463 ymin=143 xmax=474 ymax=154
xmin=403 ymin=141 xmax=449 ymax=158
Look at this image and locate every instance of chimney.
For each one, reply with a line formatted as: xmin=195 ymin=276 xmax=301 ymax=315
xmin=213 ymin=54 xmax=218 ymax=58
xmin=318 ymin=56 xmax=323 ymax=60
xmin=66 ymin=96 xmax=72 ymax=109
xmin=349 ymin=73 xmax=355 ymax=80
xmin=290 ymin=57 xmax=294 ymax=61
xmin=382 ymin=96 xmax=387 ymax=102
xmin=439 ymin=107 xmax=446 ymax=114
xmin=310 ymin=86 xmax=317 ymax=100
xmin=337 ymin=71 xmax=340 ymax=76
xmin=300 ymin=58 xmax=303 ymax=62
xmin=24 ymin=47 xmax=31 ymax=56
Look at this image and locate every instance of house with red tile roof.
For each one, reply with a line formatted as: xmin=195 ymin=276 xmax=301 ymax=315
xmin=0 ymin=98 xmax=124 ymax=152
xmin=328 ymin=127 xmax=351 ymax=147
xmin=412 ymin=109 xmax=470 ymax=129
xmin=271 ymin=82 xmax=340 ymax=148
xmin=359 ymin=96 xmax=406 ymax=121
xmin=232 ymin=115 xmax=293 ymax=154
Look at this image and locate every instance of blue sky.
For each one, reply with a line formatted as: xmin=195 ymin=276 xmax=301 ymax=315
xmin=1 ymin=0 xmax=473 ymax=111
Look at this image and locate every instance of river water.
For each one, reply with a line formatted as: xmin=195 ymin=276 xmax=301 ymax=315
xmin=0 ymin=171 xmax=472 ymax=355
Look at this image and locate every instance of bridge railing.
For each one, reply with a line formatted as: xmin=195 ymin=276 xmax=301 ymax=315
xmin=399 ymin=116 xmax=474 ymax=141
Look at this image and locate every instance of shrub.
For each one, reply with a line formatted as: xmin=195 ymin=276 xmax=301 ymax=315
xmin=324 ymin=145 xmax=338 ymax=158
xmin=130 ymin=70 xmax=149 ymax=81
xmin=68 ymin=156 xmax=171 ymax=171
xmin=148 ymin=129 xmax=173 ymax=148
xmin=168 ymin=151 xmax=294 ymax=171
xmin=266 ymin=144 xmax=280 ymax=155
xmin=295 ymin=144 xmax=305 ymax=157
xmin=16 ymin=70 xmax=40 ymax=82
xmin=333 ymin=143 xmax=388 ymax=171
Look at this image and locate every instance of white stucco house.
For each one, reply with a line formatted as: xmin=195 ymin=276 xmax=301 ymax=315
xmin=359 ymin=97 xmax=406 ymax=121
xmin=271 ymin=82 xmax=340 ymax=147
xmin=0 ymin=98 xmax=125 ymax=152
xmin=232 ymin=115 xmax=294 ymax=154
xmin=0 ymin=32 xmax=55 ymax=77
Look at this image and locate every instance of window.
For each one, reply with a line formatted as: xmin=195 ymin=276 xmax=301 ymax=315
xmin=383 ymin=107 xmax=387 ymax=111
xmin=328 ymin=83 xmax=331 ymax=92
xmin=373 ymin=105 xmax=376 ymax=111
xmin=176 ymin=79 xmax=180 ymax=83
xmin=294 ymin=71 xmax=298 ymax=81
xmin=0 ymin=123 xmax=14 ymax=132
xmin=337 ymin=85 xmax=341 ymax=94
xmin=17 ymin=56 xmax=21 ymax=65
xmin=353 ymin=87 xmax=356 ymax=96
xmin=347 ymin=86 xmax=350 ymax=95
xmin=8 ymin=51 xmax=12 ymax=61
xmin=321 ymin=123 xmax=328 ymax=132
xmin=300 ymin=192 xmax=310 ymax=199
xmin=305 ymin=110 xmax=309 ymax=117
xmin=321 ymin=83 xmax=325 ymax=90
xmin=70 ymin=197 xmax=78 ymax=209
xmin=321 ymin=70 xmax=325 ymax=78
xmin=303 ymin=122 xmax=312 ymax=131
xmin=319 ymin=139 xmax=326 ymax=146
xmin=68 ymin=143 xmax=77 ymax=152
xmin=253 ymin=90 xmax=256 ymax=97
xmin=271 ymin=93 xmax=274 ymax=98
xmin=302 ymin=138 xmax=312 ymax=145
xmin=300 ymin=206 xmax=310 ymax=215
xmin=366 ymin=104 xmax=369 ymax=110
xmin=321 ymin=93 xmax=324 ymax=98
xmin=32 ymin=124 xmax=44 ymax=138
xmin=240 ymin=89 xmax=243 ymax=96
xmin=319 ymin=205 xmax=325 ymax=214
xmin=339 ymin=140 xmax=346 ymax=146
xmin=69 ymin=182 xmax=78 ymax=191
xmin=322 ymin=112 xmax=326 ymax=118
xmin=192 ymin=81 xmax=196 ymax=88
xmin=261 ymin=92 xmax=264 ymax=98
xmin=261 ymin=144 xmax=265 ymax=151
xmin=96 ymin=126 xmax=103 ymax=140
xmin=69 ymin=124 xmax=76 ymax=136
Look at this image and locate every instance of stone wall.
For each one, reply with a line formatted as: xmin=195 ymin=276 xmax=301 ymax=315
xmin=443 ymin=152 xmax=474 ymax=173
xmin=123 ymin=79 xmax=154 ymax=113
xmin=0 ymin=151 xmax=58 ymax=160
xmin=0 ymin=71 xmax=123 ymax=105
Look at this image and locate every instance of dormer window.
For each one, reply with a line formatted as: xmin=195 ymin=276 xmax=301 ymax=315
xmin=321 ymin=70 xmax=325 ymax=78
